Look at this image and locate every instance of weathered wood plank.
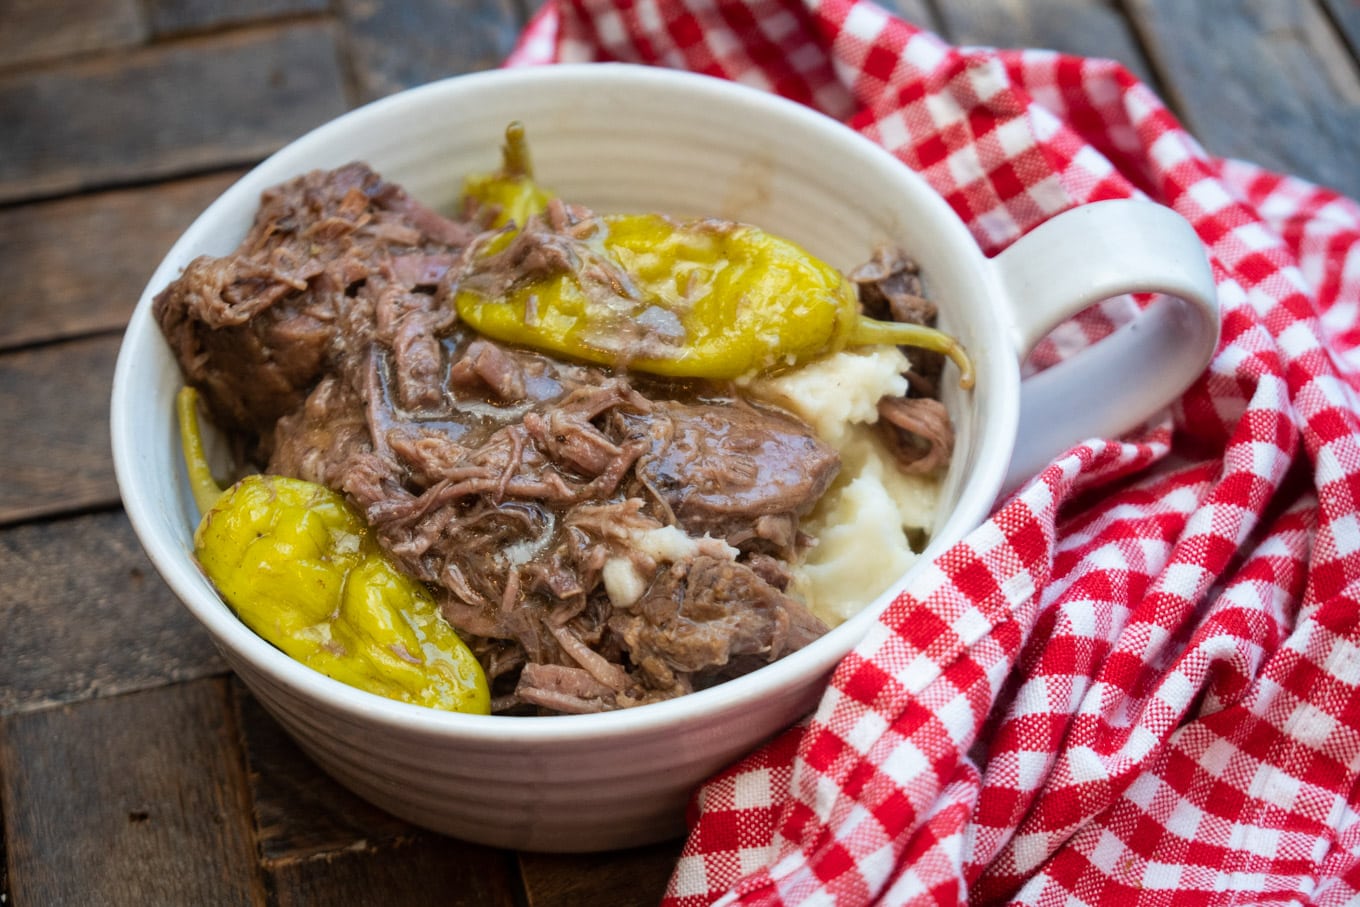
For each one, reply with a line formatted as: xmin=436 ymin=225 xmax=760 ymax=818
xmin=0 ymin=510 xmax=226 ymax=715
xmin=932 ymin=0 xmax=1158 ymax=87
xmin=1 ymin=810 xmax=9 ymax=907
xmin=234 ymin=682 xmax=520 ymax=905
xmin=1125 ymin=0 xmax=1360 ymax=199
xmin=339 ymin=0 xmax=523 ymax=101
xmin=0 ymin=0 xmax=146 ymax=69
xmin=1320 ymin=0 xmax=1360 ymax=60
xmin=0 ymin=334 xmax=121 ymax=524
xmin=0 ymin=171 xmax=240 ymax=350
xmin=0 ymin=23 xmax=350 ymax=204
xmin=855 ymin=0 xmax=941 ymax=32
xmin=233 ymin=682 xmax=414 ymax=862
xmin=518 ymin=842 xmax=682 ymax=907
xmin=145 ymin=0 xmax=329 ymax=37
xmin=234 ymin=684 xmax=520 ymax=904
xmin=0 ymin=680 xmax=266 ymax=906
xmin=269 ymin=836 xmax=521 ymax=907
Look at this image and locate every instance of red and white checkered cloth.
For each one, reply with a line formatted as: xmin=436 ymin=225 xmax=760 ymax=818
xmin=507 ymin=2 xmax=1360 ymax=903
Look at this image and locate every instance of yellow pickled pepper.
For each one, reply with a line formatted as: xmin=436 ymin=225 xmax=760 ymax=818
xmin=462 ymin=120 xmax=554 ymax=253
xmin=177 ymin=387 xmax=490 ymax=715
xmin=454 ymin=124 xmax=974 ymax=385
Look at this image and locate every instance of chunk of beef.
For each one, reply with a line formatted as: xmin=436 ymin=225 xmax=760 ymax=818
xmin=153 ymin=163 xmax=473 ymax=455
xmin=850 ymin=244 xmax=945 ymax=395
xmin=631 ymin=401 xmax=839 ymax=554
xmin=851 ymin=244 xmax=957 ymax=466
xmin=611 ymin=556 xmax=828 ymax=692
xmin=877 ymin=396 xmax=954 ymax=475
xmin=850 ymin=245 xmax=935 ymax=328
xmin=515 ymin=663 xmax=617 ymax=714
xmin=446 ymin=338 xmax=527 ymax=401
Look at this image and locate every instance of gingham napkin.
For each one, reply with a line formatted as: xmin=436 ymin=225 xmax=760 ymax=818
xmin=506 ymin=2 xmax=1360 ymax=903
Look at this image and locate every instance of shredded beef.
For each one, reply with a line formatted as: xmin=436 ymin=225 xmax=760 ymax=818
xmin=850 ymin=244 xmax=957 ymax=468
xmin=153 ymin=162 xmax=474 ymax=458
xmin=877 ymin=396 xmax=954 ymax=475
xmin=627 ymin=401 xmax=840 ymax=556
xmin=611 ymin=556 xmax=827 ymax=690
xmin=155 ymin=163 xmax=950 ymax=715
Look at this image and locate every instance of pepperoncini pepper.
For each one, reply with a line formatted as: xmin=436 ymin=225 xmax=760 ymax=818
xmin=176 ymin=387 xmax=490 ymax=714
xmin=454 ymin=126 xmax=974 ymax=385
xmin=462 ymin=120 xmax=554 ymax=245
xmin=455 ymin=212 xmax=974 ymax=384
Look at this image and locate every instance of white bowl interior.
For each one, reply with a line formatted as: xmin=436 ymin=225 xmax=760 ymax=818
xmin=110 ymin=63 xmax=1018 ymax=849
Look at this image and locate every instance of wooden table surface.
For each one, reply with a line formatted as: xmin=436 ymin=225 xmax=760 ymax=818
xmin=2 ymin=1 xmax=1357 ymax=904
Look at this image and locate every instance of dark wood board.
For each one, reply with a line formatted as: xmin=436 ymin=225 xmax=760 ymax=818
xmin=232 ymin=682 xmax=523 ymax=905
xmin=0 ymin=510 xmax=226 ymax=715
xmin=339 ymin=0 xmax=526 ymax=101
xmin=232 ymin=682 xmax=417 ymax=863
xmin=518 ymin=842 xmax=684 ymax=907
xmin=0 ymin=334 xmax=122 ymax=524
xmin=844 ymin=0 xmax=940 ymax=32
xmin=932 ymin=0 xmax=1159 ymax=88
xmin=0 ymin=171 xmax=240 ymax=350
xmin=1321 ymin=0 xmax=1360 ymax=59
xmin=144 ymin=0 xmax=330 ymax=37
xmin=269 ymin=836 xmax=521 ymax=907
xmin=0 ymin=680 xmax=266 ymax=906
xmin=1125 ymin=0 xmax=1360 ymax=199
xmin=0 ymin=23 xmax=350 ymax=204
xmin=0 ymin=0 xmax=146 ymax=69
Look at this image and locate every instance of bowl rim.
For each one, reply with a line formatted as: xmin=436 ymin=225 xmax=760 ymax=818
xmin=111 ymin=61 xmax=1016 ymax=742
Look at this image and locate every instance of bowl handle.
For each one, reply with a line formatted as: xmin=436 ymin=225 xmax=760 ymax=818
xmin=989 ymin=199 xmax=1220 ymax=493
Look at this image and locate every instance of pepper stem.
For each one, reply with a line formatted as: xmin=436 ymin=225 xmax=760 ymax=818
xmin=851 ymin=316 xmax=976 ymax=390
xmin=501 ymin=121 xmax=533 ymax=179
xmin=176 ymin=386 xmax=226 ymax=516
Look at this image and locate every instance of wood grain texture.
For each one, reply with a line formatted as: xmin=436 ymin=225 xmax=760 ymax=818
xmin=1321 ymin=0 xmax=1360 ymax=60
xmin=0 ymin=334 xmax=121 ymax=524
xmin=933 ymin=0 xmax=1158 ymax=86
xmin=0 ymin=511 xmax=226 ymax=715
xmin=0 ymin=0 xmax=146 ymax=69
xmin=0 ymin=23 xmax=349 ymax=204
xmin=233 ymin=682 xmax=415 ymax=863
xmin=518 ymin=842 xmax=683 ymax=907
xmin=269 ymin=836 xmax=520 ymax=907
xmin=339 ymin=0 xmax=524 ymax=101
xmin=1126 ymin=0 xmax=1360 ymax=199
xmin=236 ymin=685 xmax=516 ymax=902
xmin=144 ymin=0 xmax=329 ymax=36
xmin=233 ymin=686 xmax=520 ymax=905
xmin=0 ymin=172 xmax=240 ymax=350
xmin=863 ymin=0 xmax=941 ymax=31
xmin=0 ymin=680 xmax=266 ymax=906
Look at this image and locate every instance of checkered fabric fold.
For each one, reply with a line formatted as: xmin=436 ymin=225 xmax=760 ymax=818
xmin=508 ymin=2 xmax=1360 ymax=903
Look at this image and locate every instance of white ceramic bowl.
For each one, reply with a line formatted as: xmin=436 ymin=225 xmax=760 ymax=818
xmin=111 ymin=63 xmax=1218 ymax=852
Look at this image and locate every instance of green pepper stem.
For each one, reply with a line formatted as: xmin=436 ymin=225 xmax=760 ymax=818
xmin=851 ymin=316 xmax=976 ymax=390
xmin=501 ymin=121 xmax=533 ymax=179
xmin=176 ymin=386 xmax=226 ymax=516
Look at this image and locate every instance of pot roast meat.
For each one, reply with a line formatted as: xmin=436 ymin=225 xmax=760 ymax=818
xmin=156 ymin=163 xmax=953 ymax=714
xmin=628 ymin=401 xmax=840 ymax=556
xmin=850 ymin=244 xmax=944 ymax=395
xmin=611 ymin=555 xmax=827 ymax=690
xmin=255 ymin=296 xmax=838 ymax=711
xmin=877 ymin=396 xmax=954 ymax=475
xmin=153 ymin=163 xmax=475 ymax=457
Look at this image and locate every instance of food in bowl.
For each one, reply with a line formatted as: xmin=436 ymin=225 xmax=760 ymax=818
xmin=152 ymin=125 xmax=970 ymax=716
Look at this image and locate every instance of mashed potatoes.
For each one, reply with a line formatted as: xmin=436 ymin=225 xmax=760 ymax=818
xmin=747 ymin=346 xmax=941 ymax=625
